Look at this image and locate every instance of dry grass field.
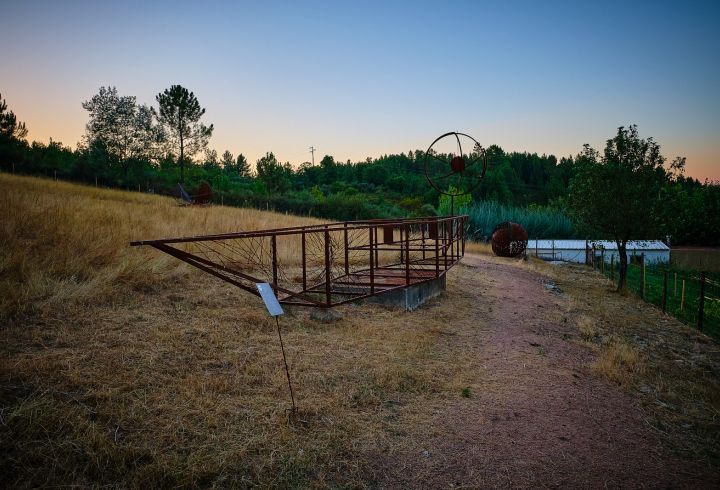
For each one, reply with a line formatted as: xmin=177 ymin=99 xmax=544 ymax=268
xmin=0 ymin=174 xmax=325 ymax=324
xmin=1 ymin=174 xmax=718 ymax=487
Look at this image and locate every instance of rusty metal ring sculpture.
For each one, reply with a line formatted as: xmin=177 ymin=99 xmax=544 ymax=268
xmin=491 ymin=222 xmax=528 ymax=257
xmin=423 ymin=131 xmax=488 ymax=197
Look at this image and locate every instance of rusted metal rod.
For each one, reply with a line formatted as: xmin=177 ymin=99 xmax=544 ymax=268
xmin=405 ymin=223 xmax=410 ymax=286
xmin=324 ymin=228 xmax=331 ymax=307
xmin=132 ymin=215 xmax=467 ymax=309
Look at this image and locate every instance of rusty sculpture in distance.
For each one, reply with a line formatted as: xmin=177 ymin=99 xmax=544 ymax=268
xmin=131 ymin=132 xmax=487 ymax=308
xmin=131 ymin=216 xmax=467 ymax=308
xmin=423 ymin=131 xmax=487 ymax=216
xmin=491 ymin=222 xmax=528 ymax=257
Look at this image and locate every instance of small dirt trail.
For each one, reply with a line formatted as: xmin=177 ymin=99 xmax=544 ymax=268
xmin=375 ymin=254 xmax=710 ymax=488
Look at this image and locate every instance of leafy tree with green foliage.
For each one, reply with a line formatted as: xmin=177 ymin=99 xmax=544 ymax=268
xmin=0 ymin=93 xmax=29 ymax=169
xmin=0 ymin=93 xmax=28 ymax=141
xmin=438 ymin=186 xmax=472 ymax=215
xmin=568 ymin=125 xmax=675 ymax=291
xmin=155 ymin=85 xmax=213 ymax=183
xmin=203 ymin=149 xmax=219 ymax=170
xmin=319 ymin=154 xmax=336 ymax=184
xmin=256 ymin=152 xmax=290 ymax=193
xmin=82 ymin=87 xmax=161 ymax=184
xmin=235 ymin=153 xmax=251 ymax=177
xmin=221 ymin=150 xmax=234 ymax=169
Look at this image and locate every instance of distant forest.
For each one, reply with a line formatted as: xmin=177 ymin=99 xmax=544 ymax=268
xmin=1 ymin=88 xmax=717 ymax=245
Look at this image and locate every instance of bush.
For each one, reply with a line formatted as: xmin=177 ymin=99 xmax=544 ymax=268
xmin=464 ymin=200 xmax=576 ymax=240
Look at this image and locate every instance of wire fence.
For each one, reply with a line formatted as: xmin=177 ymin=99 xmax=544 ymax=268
xmin=589 ymin=249 xmax=720 ymax=339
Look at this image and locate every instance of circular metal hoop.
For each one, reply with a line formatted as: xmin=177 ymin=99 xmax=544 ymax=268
xmin=423 ymin=131 xmax=487 ymax=197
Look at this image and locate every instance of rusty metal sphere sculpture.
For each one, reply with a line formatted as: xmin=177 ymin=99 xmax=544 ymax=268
xmin=491 ymin=222 xmax=528 ymax=257
xmin=423 ymin=132 xmax=487 ymax=200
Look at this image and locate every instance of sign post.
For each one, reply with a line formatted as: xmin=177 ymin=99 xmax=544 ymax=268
xmin=256 ymin=283 xmax=297 ymax=414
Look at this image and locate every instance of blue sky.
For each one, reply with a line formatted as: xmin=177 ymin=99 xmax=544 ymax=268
xmin=2 ymin=0 xmax=719 ymax=180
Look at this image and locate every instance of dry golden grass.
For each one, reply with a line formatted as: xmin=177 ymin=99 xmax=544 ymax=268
xmin=464 ymin=240 xmax=493 ymax=255
xmin=1 ymin=174 xmax=484 ymax=487
xmin=592 ymin=339 xmax=644 ymax=386
xmin=576 ymin=314 xmax=599 ymax=341
xmin=2 ymin=175 xmax=718 ymax=486
xmin=0 ymin=174 xmax=326 ymax=323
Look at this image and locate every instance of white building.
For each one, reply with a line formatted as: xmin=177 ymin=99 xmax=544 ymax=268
xmin=528 ymin=239 xmax=670 ymax=264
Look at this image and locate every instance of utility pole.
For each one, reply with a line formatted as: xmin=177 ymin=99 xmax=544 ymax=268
xmin=309 ymin=146 xmax=315 ymax=166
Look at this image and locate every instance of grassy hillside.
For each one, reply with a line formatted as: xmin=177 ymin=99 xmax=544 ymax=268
xmin=0 ymin=174 xmax=325 ymax=324
xmin=1 ymin=175 xmax=717 ymax=487
xmin=0 ymin=175 xmax=483 ymax=486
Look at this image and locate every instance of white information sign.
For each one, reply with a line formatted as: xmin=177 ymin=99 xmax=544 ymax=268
xmin=256 ymin=283 xmax=284 ymax=316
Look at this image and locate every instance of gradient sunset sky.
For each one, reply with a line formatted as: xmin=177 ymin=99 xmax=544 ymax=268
xmin=2 ymin=0 xmax=719 ymax=181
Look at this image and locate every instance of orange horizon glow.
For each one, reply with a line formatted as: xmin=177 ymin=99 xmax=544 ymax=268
xmin=12 ymin=108 xmax=719 ymax=183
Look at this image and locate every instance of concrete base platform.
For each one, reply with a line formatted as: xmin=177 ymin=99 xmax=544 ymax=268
xmin=367 ymin=274 xmax=446 ymax=311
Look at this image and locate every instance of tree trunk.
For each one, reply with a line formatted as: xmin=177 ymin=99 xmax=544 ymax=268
xmin=617 ymin=240 xmax=627 ymax=292
xmin=178 ymin=113 xmax=185 ymax=184
xmin=179 ymin=130 xmax=184 ymax=184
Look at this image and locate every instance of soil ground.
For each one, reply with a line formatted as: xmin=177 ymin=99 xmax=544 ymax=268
xmin=2 ymin=251 xmax=718 ymax=488
xmin=371 ymin=254 xmax=718 ymax=488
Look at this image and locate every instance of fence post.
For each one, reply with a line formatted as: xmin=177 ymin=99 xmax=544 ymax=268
xmin=435 ymin=222 xmax=440 ymax=278
xmin=343 ymin=223 xmax=349 ymax=275
xmin=681 ymin=279 xmax=686 ymax=310
xmin=698 ymin=271 xmax=706 ymax=331
xmin=271 ymin=235 xmax=278 ymax=291
xmin=662 ymin=270 xmax=667 ymax=313
xmin=368 ymin=227 xmax=375 ymax=295
xmin=610 ymin=255 xmax=615 ymax=281
xmin=301 ymin=231 xmax=307 ymax=292
xmin=601 ymin=249 xmax=605 ymax=275
xmin=640 ymin=253 xmax=645 ymax=300
xmin=674 ymin=272 xmax=677 ymax=296
xmin=324 ymin=228 xmax=331 ymax=307
xmin=405 ymin=224 xmax=411 ymax=286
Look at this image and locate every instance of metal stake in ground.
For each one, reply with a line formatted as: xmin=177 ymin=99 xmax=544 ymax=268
xmin=275 ymin=316 xmax=296 ymax=413
xmin=256 ymin=283 xmax=297 ymax=414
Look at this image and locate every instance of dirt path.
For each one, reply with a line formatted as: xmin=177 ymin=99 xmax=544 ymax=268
xmin=374 ymin=254 xmax=713 ymax=488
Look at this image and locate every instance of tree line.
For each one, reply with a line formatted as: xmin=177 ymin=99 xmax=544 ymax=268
xmin=0 ymin=88 xmax=717 ymax=248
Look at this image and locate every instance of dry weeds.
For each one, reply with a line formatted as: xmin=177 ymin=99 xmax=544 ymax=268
xmin=1 ymin=175 xmax=718 ymax=487
xmin=1 ymin=175 xmax=483 ymax=487
xmin=593 ymin=339 xmax=644 ymax=386
xmin=0 ymin=174 xmax=325 ymax=324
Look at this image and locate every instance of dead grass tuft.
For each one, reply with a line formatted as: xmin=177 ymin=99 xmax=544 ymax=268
xmin=592 ymin=339 xmax=644 ymax=386
xmin=577 ymin=314 xmax=600 ymax=342
xmin=464 ymin=240 xmax=493 ymax=255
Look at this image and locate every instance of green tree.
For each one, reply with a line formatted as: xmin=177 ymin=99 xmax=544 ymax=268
xmin=235 ymin=153 xmax=251 ymax=177
xmin=0 ymin=93 xmax=29 ymax=169
xmin=0 ymin=93 xmax=28 ymax=140
xmin=438 ymin=186 xmax=472 ymax=215
xmin=155 ymin=85 xmax=213 ymax=183
xmin=203 ymin=148 xmax=219 ymax=170
xmin=256 ymin=152 xmax=290 ymax=193
xmin=221 ymin=150 xmax=234 ymax=169
xmin=567 ymin=125 xmax=674 ymax=291
xmin=82 ymin=86 xmax=161 ymax=183
xmin=320 ymin=154 xmax=336 ymax=184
